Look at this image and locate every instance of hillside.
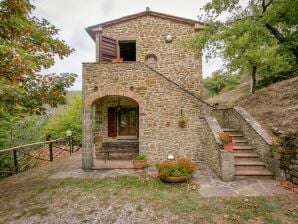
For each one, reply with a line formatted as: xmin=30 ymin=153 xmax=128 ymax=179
xmin=207 ymin=76 xmax=298 ymax=135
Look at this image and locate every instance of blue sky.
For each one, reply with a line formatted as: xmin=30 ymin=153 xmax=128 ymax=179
xmin=33 ymin=0 xmax=223 ymax=90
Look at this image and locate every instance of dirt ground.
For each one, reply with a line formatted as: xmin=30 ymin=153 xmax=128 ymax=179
xmin=0 ymin=153 xmax=297 ymax=224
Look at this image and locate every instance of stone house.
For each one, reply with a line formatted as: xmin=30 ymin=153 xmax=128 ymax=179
xmin=82 ymin=9 xmax=281 ymax=181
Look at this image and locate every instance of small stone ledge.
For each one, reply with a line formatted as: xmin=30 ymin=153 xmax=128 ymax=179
xmin=234 ymin=107 xmax=273 ymax=145
xmin=205 ymin=115 xmax=223 ymax=145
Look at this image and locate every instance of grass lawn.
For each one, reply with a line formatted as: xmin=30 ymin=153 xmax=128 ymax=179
xmin=0 ymin=174 xmax=297 ymax=224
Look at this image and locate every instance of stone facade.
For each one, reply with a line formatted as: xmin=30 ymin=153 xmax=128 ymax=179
xmin=82 ymin=62 xmax=215 ymax=168
xmin=90 ymin=13 xmax=203 ymax=96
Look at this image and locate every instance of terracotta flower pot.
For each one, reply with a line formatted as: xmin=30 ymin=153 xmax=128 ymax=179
xmin=133 ymin=160 xmax=146 ymax=169
xmin=163 ymin=175 xmax=189 ymax=183
xmin=179 ymin=120 xmax=186 ymax=128
xmin=224 ymin=143 xmax=233 ymax=151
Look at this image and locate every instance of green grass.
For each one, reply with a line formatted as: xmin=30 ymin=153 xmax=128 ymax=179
xmin=0 ymin=176 xmax=297 ymax=223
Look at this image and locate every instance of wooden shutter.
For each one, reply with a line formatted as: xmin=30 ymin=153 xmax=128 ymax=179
xmin=108 ymin=107 xmax=117 ymax=137
xmin=100 ymin=35 xmax=117 ymax=62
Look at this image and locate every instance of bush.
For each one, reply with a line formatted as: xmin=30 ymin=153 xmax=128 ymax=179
xmin=134 ymin=154 xmax=147 ymax=160
xmin=156 ymin=159 xmax=196 ymax=179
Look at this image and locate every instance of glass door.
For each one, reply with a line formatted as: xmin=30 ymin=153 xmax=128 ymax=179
xmin=118 ymin=108 xmax=138 ymax=136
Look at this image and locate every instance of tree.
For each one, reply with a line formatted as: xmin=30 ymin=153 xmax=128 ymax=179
xmin=0 ymin=0 xmax=77 ymax=117
xmin=44 ymin=93 xmax=82 ymax=138
xmin=204 ymin=70 xmax=241 ymax=95
xmin=190 ymin=0 xmax=297 ymax=94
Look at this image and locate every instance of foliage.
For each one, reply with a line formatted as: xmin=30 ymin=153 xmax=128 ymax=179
xmin=44 ymin=93 xmax=82 ymax=138
xmin=0 ymin=0 xmax=76 ymax=116
xmin=134 ymin=154 xmax=147 ymax=161
xmin=204 ymin=70 xmax=241 ymax=95
xmin=219 ymin=132 xmax=231 ymax=145
xmin=189 ymin=0 xmax=298 ymax=94
xmin=156 ymin=159 xmax=196 ymax=179
xmin=0 ymin=113 xmax=48 ymax=149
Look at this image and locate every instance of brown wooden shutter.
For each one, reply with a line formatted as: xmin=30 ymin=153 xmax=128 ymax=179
xmin=100 ymin=35 xmax=117 ymax=62
xmin=108 ymin=107 xmax=117 ymax=137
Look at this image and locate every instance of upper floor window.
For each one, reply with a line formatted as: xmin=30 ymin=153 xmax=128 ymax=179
xmin=119 ymin=40 xmax=136 ymax=61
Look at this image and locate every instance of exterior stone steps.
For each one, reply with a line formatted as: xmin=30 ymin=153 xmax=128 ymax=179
xmin=223 ymin=128 xmax=273 ymax=179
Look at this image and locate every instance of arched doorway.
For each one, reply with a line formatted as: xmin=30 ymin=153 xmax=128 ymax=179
xmin=82 ymin=90 xmax=144 ymax=169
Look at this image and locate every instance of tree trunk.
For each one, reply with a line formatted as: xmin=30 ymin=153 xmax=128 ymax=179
xmin=250 ymin=66 xmax=257 ymax=94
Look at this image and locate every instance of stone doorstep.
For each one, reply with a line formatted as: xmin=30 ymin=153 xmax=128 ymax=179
xmin=222 ymin=128 xmax=238 ymax=132
xmin=233 ymin=146 xmax=254 ymax=150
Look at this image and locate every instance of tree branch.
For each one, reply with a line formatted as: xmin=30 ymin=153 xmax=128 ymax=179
xmin=262 ymin=0 xmax=274 ymax=13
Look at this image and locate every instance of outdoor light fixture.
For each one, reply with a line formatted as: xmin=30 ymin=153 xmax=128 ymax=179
xmin=167 ymin=154 xmax=175 ymax=160
xmin=66 ymin=130 xmax=72 ymax=137
xmin=165 ymin=34 xmax=173 ymax=43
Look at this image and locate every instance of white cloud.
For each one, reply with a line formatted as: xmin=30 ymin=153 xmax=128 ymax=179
xmin=33 ymin=0 xmax=223 ymax=90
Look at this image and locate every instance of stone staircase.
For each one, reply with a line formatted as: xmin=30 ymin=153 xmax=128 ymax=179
xmin=223 ymin=128 xmax=273 ymax=179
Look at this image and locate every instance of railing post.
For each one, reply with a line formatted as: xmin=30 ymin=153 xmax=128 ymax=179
xmin=71 ymin=136 xmax=74 ymax=153
xmin=13 ymin=149 xmax=18 ymax=173
xmin=49 ymin=142 xmax=53 ymax=162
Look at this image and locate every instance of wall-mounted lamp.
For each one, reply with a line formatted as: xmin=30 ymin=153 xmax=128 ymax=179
xmin=165 ymin=34 xmax=173 ymax=43
xmin=167 ymin=154 xmax=175 ymax=160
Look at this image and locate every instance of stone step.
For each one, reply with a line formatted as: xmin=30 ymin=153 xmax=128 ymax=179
xmin=233 ymin=139 xmax=248 ymax=143
xmin=234 ymin=152 xmax=259 ymax=158
xmin=235 ymin=169 xmax=273 ymax=177
xmin=235 ymin=160 xmax=267 ymax=171
xmin=233 ymin=146 xmax=254 ymax=150
xmin=235 ymin=160 xmax=266 ymax=166
xmin=222 ymin=128 xmax=239 ymax=132
xmin=229 ymin=133 xmax=244 ymax=137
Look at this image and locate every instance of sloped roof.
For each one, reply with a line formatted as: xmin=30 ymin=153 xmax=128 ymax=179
xmin=86 ymin=10 xmax=205 ymax=41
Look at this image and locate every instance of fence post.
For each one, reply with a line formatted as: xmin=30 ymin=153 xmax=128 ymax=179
xmin=71 ymin=136 xmax=74 ymax=153
xmin=13 ymin=149 xmax=18 ymax=173
xmin=49 ymin=142 xmax=53 ymax=162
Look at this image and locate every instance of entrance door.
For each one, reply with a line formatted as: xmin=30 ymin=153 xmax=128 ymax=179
xmin=118 ymin=108 xmax=138 ymax=136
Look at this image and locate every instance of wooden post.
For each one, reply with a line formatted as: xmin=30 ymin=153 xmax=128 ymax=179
xmin=69 ymin=137 xmax=72 ymax=155
xmin=13 ymin=149 xmax=18 ymax=173
xmin=49 ymin=142 xmax=53 ymax=162
xmin=71 ymin=136 xmax=74 ymax=153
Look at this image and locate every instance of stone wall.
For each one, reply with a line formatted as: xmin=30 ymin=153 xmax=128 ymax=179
xmin=82 ymin=62 xmax=213 ymax=166
xmin=102 ymin=15 xmax=202 ymax=96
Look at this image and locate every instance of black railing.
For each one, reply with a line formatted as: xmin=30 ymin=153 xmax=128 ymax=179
xmin=0 ymin=135 xmax=82 ymax=177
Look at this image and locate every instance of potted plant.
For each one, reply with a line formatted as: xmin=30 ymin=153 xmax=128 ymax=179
xmin=112 ymin=57 xmax=123 ymax=62
xmin=178 ymin=116 xmax=187 ymax=128
xmin=156 ymin=158 xmax=196 ymax=183
xmin=219 ymin=132 xmax=233 ymax=151
xmin=133 ymin=154 xmax=147 ymax=169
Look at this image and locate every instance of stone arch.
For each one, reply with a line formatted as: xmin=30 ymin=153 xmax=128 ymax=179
xmin=85 ymin=86 xmax=144 ymax=113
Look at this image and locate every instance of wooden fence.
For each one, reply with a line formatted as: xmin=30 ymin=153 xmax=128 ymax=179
xmin=0 ymin=135 xmax=81 ymax=177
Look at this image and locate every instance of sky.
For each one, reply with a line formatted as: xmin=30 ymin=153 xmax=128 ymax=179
xmin=33 ymin=0 xmax=223 ymax=90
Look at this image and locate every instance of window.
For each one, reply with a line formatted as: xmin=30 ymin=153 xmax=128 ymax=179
xmin=119 ymin=40 xmax=136 ymax=61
